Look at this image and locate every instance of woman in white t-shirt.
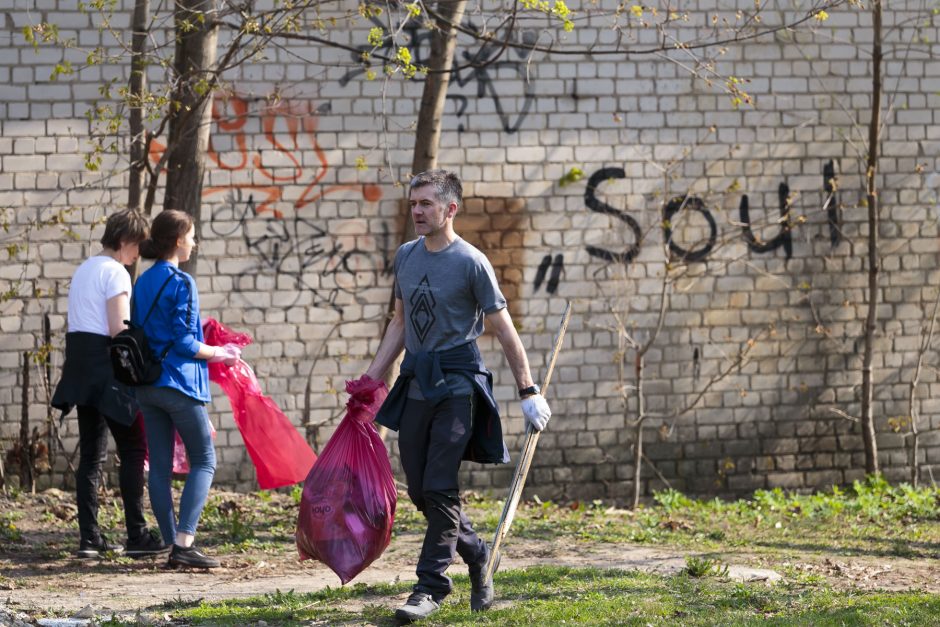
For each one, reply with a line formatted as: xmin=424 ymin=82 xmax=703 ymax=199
xmin=52 ymin=209 xmax=167 ymax=559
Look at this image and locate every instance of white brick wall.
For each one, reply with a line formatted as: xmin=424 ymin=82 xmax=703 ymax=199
xmin=1 ymin=0 xmax=938 ymax=499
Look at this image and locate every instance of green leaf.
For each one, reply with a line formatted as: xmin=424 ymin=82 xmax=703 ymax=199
xmin=558 ymin=167 xmax=584 ymax=187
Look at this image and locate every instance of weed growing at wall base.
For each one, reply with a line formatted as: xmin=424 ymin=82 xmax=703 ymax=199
xmin=0 ymin=511 xmax=23 ymax=543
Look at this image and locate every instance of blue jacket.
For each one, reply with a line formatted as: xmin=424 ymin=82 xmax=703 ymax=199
xmin=375 ymin=341 xmax=510 ymax=464
xmin=132 ymin=261 xmax=210 ymax=403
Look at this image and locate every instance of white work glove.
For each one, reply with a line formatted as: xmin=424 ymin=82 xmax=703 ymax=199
xmin=521 ymin=393 xmax=551 ymax=432
xmin=208 ymin=344 xmax=241 ymax=366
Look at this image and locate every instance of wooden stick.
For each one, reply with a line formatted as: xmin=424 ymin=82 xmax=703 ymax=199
xmin=483 ymin=301 xmax=572 ymax=583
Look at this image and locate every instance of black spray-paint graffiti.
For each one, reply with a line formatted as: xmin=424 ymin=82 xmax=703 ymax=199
xmin=448 ymin=26 xmax=538 ymax=134
xmin=739 ymin=182 xmax=792 ymax=259
xmin=340 ymin=19 xmax=536 ymax=134
xmin=584 ymin=168 xmax=643 ymax=265
xmin=664 ymin=195 xmax=718 ymax=262
xmin=210 ymin=193 xmax=390 ymax=312
xmin=533 ymin=254 xmax=564 ymax=294
xmin=584 ymin=163 xmax=840 ymax=267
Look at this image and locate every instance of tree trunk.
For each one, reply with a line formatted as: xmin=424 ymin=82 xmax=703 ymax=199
xmin=398 ymin=0 xmax=470 ymax=249
xmin=376 ymin=0 xmax=469 ymax=405
xmin=860 ymin=0 xmax=883 ymax=476
xmin=126 ymin=0 xmax=151 ymax=282
xmin=127 ymin=0 xmax=150 ymax=213
xmin=164 ymin=0 xmax=219 ymax=277
xmin=907 ymin=260 xmax=940 ymax=486
xmin=42 ymin=313 xmax=56 ymax=486
xmin=631 ymin=354 xmax=644 ymax=509
xmin=19 ymin=352 xmax=33 ymax=492
xmin=411 ymin=0 xmax=468 ymax=176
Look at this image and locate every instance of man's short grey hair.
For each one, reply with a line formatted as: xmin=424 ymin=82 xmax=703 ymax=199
xmin=410 ymin=169 xmax=463 ymax=207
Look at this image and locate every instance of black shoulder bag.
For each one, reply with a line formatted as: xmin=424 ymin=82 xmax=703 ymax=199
xmin=109 ymin=274 xmax=174 ymax=386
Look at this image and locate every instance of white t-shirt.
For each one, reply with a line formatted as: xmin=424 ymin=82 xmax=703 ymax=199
xmin=67 ymin=255 xmax=132 ymax=336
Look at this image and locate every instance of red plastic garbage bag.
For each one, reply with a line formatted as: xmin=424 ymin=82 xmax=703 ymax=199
xmin=296 ymin=375 xmax=395 ymax=584
xmin=203 ymin=318 xmax=318 ymax=489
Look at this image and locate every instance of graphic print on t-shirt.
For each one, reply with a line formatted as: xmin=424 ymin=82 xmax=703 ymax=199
xmin=409 ymin=275 xmax=437 ymax=344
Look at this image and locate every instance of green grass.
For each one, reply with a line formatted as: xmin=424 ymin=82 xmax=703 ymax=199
xmin=88 ymin=475 xmax=936 ymax=564
xmin=105 ymin=565 xmax=940 ymax=626
xmin=45 ymin=473 xmax=940 ymax=563
xmin=460 ymin=476 xmax=940 ymax=560
xmin=198 ymin=493 xmax=296 ymax=549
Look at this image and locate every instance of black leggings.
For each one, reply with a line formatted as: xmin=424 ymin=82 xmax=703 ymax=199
xmin=75 ymin=406 xmax=148 ymax=543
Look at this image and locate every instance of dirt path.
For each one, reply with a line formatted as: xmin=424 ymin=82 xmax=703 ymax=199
xmin=2 ymin=534 xmax=691 ymax=616
xmin=9 ymin=533 xmax=937 ymax=620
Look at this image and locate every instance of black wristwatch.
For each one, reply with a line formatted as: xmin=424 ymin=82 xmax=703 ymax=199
xmin=518 ymin=384 xmax=540 ymax=398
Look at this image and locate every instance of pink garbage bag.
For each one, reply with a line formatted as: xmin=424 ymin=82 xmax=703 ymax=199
xmin=170 ymin=424 xmax=216 ymax=474
xmin=296 ymin=375 xmax=395 ymax=584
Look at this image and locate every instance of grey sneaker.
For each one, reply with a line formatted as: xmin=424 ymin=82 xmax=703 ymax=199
xmin=76 ymin=534 xmax=124 ymax=559
xmin=394 ymin=591 xmax=440 ymax=623
xmin=469 ymin=543 xmax=500 ymax=612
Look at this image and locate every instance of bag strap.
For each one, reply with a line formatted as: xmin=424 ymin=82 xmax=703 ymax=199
xmin=140 ymin=274 xmax=175 ymax=326
xmin=126 ymin=274 xmax=176 ymax=361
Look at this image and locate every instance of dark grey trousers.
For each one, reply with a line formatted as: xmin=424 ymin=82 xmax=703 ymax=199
xmin=399 ymin=394 xmax=487 ymax=600
xmin=76 ymin=405 xmax=148 ymax=544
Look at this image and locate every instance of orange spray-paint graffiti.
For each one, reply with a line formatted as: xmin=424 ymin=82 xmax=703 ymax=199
xmin=150 ymin=94 xmax=387 ymax=312
xmin=150 ymin=94 xmax=382 ymax=217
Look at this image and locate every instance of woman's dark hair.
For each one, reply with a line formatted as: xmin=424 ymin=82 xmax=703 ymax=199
xmin=139 ymin=209 xmax=194 ymax=260
xmin=100 ymin=209 xmax=149 ymax=250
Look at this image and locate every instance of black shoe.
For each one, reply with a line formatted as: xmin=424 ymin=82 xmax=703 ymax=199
xmin=394 ymin=591 xmax=440 ymax=623
xmin=469 ymin=543 xmax=500 ymax=612
xmin=125 ymin=529 xmax=171 ymax=558
xmin=76 ymin=534 xmax=125 ymax=559
xmin=167 ymin=544 xmax=219 ymax=569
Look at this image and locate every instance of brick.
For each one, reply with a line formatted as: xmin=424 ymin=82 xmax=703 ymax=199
xmin=766 ymin=472 xmax=804 ymax=488
xmin=45 ymin=155 xmax=86 ymax=171
xmin=3 ymin=155 xmax=44 ymax=171
xmin=3 ymin=120 xmax=45 ymax=137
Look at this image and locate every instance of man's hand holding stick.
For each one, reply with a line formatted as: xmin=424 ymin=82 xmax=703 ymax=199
xmin=483 ymin=300 xmax=572 ymax=583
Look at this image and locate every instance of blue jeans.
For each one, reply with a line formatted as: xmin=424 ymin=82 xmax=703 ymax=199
xmin=137 ymin=385 xmax=216 ymax=544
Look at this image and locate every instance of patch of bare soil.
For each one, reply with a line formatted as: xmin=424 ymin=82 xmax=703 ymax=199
xmin=782 ymin=555 xmax=940 ymax=593
xmin=1 ymin=488 xmax=937 ymax=622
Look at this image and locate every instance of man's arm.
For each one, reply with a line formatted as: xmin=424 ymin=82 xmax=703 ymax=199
xmin=488 ymin=307 xmax=536 ymax=390
xmin=364 ymin=298 xmax=406 ymax=380
xmin=490 ymin=307 xmax=552 ymax=431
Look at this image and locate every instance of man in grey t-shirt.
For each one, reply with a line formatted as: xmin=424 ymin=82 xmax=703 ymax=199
xmin=365 ymin=170 xmax=552 ymax=623
xmin=394 ymin=231 xmax=505 ymax=400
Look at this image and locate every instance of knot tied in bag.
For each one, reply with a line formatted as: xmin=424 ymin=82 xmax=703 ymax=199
xmin=345 ymin=375 xmax=387 ymax=422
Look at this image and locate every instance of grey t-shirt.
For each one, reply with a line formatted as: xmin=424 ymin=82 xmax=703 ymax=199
xmin=393 ymin=236 xmax=506 ymax=398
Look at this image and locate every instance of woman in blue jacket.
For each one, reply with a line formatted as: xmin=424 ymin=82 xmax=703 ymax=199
xmin=133 ymin=209 xmax=240 ymax=569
